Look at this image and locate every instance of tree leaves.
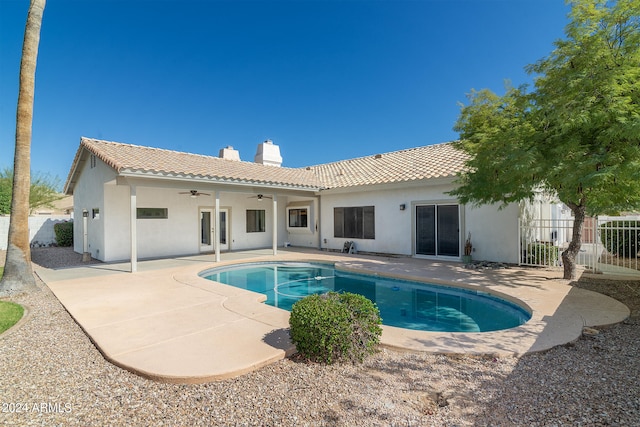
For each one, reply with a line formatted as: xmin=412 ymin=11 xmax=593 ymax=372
xmin=450 ymin=0 xmax=640 ymax=279
xmin=452 ymin=0 xmax=640 ymax=216
xmin=0 ymin=168 xmax=62 ymax=215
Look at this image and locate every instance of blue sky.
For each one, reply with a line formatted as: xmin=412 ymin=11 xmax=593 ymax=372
xmin=0 ymin=0 xmax=570 ymax=187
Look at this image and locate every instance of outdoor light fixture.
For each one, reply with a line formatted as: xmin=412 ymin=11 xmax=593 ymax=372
xmin=82 ymin=210 xmax=90 ymax=262
xmin=399 ymin=204 xmax=406 ymax=211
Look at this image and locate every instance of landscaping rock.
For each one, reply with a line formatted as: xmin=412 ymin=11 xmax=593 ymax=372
xmin=0 ymin=248 xmax=638 ymax=426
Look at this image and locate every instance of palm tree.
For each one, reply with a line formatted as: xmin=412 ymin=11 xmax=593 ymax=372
xmin=0 ymin=0 xmax=47 ymax=296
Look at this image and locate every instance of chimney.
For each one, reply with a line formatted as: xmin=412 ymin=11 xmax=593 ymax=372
xmin=219 ymin=145 xmax=240 ymax=161
xmin=254 ymin=139 xmax=282 ymax=167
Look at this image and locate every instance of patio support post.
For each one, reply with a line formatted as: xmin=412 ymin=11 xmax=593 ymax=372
xmin=130 ymin=184 xmax=137 ymax=273
xmin=272 ymin=195 xmax=278 ymax=256
xmin=214 ymin=190 xmax=220 ymax=263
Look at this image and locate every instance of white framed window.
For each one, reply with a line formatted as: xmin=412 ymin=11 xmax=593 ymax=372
xmin=246 ymin=209 xmax=266 ymax=233
xmin=334 ymin=206 xmax=375 ymax=239
xmin=137 ymin=207 xmax=168 ymax=219
xmin=286 ymin=206 xmax=311 ymax=232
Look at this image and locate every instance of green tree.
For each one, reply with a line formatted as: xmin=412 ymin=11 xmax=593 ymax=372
xmin=0 ymin=168 xmax=62 ymax=215
xmin=0 ymin=173 xmax=11 ymax=215
xmin=1 ymin=0 xmax=46 ymax=296
xmin=451 ymin=0 xmax=640 ymax=280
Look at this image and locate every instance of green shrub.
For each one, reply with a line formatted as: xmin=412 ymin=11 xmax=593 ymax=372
xmin=600 ymin=221 xmax=639 ymax=258
xmin=289 ymin=292 xmax=382 ymax=364
xmin=54 ymin=220 xmax=73 ymax=247
xmin=526 ymin=242 xmax=559 ymax=265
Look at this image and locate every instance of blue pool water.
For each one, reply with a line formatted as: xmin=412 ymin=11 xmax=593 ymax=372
xmin=200 ymin=262 xmax=531 ymax=332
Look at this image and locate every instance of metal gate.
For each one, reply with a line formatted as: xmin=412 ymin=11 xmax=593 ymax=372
xmin=518 ymin=215 xmax=639 ymax=276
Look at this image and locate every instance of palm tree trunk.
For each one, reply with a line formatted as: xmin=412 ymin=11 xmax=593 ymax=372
xmin=0 ymin=0 xmax=46 ymax=296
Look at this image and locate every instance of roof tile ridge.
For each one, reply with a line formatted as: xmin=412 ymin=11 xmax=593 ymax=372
xmin=80 ymin=137 xmax=127 ymax=172
xmin=80 ymin=137 xmax=320 ymax=174
xmin=84 ymin=137 xmax=222 ymax=161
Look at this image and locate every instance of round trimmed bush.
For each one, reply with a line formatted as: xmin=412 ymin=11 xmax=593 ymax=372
xmin=289 ymin=292 xmax=382 ymax=364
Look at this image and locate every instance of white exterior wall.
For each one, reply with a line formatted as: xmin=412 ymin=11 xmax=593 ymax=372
xmin=320 ymin=181 xmax=522 ymax=263
xmin=464 ymin=203 xmax=520 ymax=263
xmin=102 ymin=183 xmax=130 ymax=261
xmin=320 ymin=182 xmax=454 ymax=255
xmin=71 ymin=157 xmax=113 ymax=260
xmin=0 ymin=215 xmax=72 ymax=250
xmin=69 ymin=155 xmax=523 ymax=264
xmin=94 ymin=188 xmax=318 ymax=261
xmin=284 ymin=197 xmax=320 ymax=248
xmin=102 ymin=185 xmax=205 ymax=262
xmin=222 ymin=192 xmax=273 ymax=250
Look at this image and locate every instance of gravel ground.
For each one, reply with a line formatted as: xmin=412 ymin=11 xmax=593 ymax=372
xmin=1 ymin=247 xmax=639 ymax=426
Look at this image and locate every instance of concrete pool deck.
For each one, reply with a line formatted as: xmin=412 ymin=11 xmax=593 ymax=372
xmin=35 ymin=249 xmax=630 ymax=384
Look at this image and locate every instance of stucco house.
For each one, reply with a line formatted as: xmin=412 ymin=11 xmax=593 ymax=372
xmin=64 ymin=137 xmax=547 ymax=271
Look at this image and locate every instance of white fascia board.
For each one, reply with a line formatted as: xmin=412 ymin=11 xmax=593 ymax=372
xmin=116 ymin=170 xmax=323 ymax=193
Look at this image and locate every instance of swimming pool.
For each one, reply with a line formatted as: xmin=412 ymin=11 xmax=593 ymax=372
xmin=200 ymin=262 xmax=531 ymax=332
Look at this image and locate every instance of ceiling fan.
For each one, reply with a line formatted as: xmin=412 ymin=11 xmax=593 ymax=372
xmin=248 ymin=194 xmax=273 ymax=201
xmin=179 ymin=190 xmax=211 ymax=198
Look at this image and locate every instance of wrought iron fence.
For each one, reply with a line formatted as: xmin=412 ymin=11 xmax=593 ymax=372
xmin=597 ymin=216 xmax=639 ymax=275
xmin=518 ymin=215 xmax=639 ymax=276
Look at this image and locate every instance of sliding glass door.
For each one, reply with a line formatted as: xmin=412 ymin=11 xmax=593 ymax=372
xmin=415 ymin=204 xmax=460 ymax=257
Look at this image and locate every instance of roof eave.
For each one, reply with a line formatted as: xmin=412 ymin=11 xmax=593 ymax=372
xmin=62 ymin=143 xmax=90 ymax=195
xmin=117 ymin=169 xmax=325 ymax=192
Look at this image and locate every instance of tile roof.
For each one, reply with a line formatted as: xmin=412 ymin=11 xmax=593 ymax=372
xmin=307 ymin=143 xmax=469 ymax=188
xmin=74 ymin=137 xmax=324 ymax=190
xmin=66 ymin=137 xmax=469 ymax=193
